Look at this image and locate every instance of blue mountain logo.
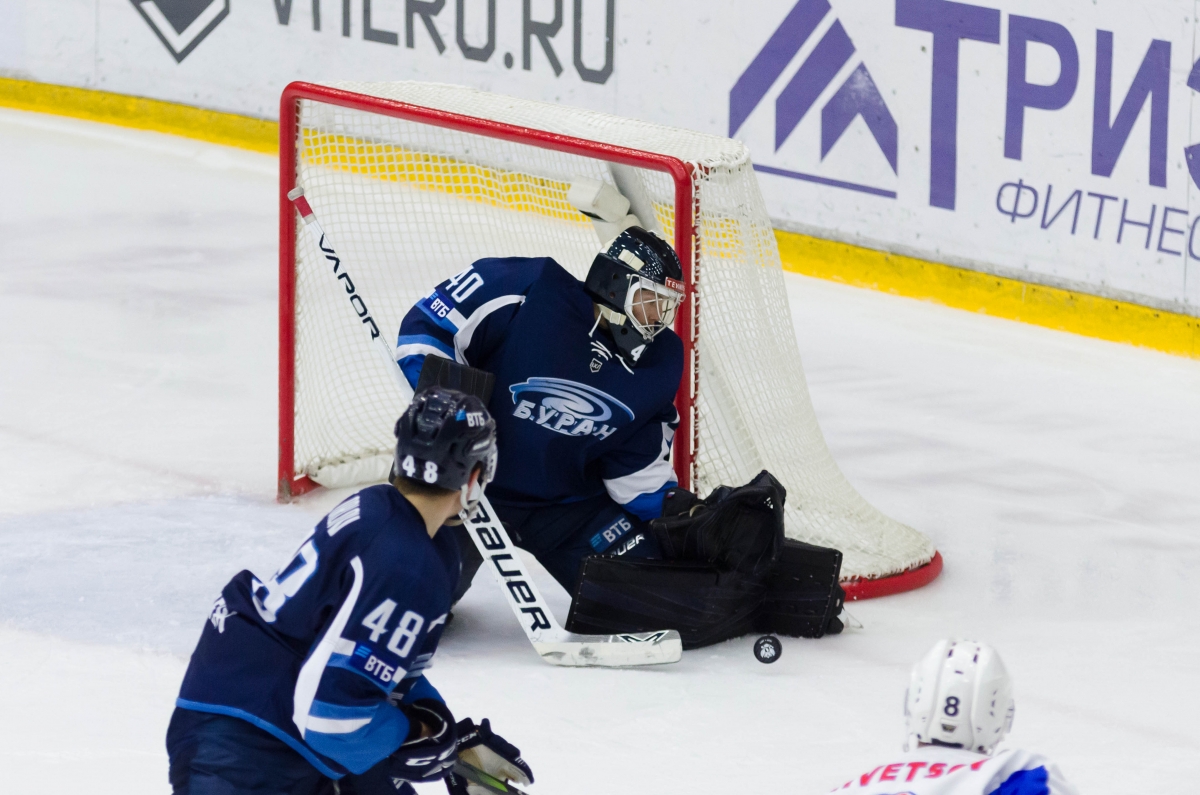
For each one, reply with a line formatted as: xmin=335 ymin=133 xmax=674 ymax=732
xmin=730 ymin=0 xmax=898 ymax=198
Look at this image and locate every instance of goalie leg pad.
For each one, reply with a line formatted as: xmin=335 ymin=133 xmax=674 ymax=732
xmin=755 ymin=539 xmax=845 ymax=638
xmin=564 ymin=556 xmax=768 ymax=650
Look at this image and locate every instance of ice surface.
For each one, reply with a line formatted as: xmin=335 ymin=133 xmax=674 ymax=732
xmin=1 ymin=108 xmax=1198 ymax=793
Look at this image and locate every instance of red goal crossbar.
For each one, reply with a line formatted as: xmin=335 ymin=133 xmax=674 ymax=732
xmin=277 ymin=81 xmax=698 ymax=502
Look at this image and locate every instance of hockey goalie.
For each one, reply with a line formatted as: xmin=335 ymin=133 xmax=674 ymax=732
xmin=395 ymin=223 xmax=844 ymax=648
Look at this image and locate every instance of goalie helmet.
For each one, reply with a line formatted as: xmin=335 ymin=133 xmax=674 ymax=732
xmin=585 ymin=227 xmax=685 ymax=364
xmin=904 ymin=639 xmax=1015 ymax=755
xmin=393 ymin=386 xmax=498 ymax=516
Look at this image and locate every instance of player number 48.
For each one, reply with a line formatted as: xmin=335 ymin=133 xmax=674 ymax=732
xmin=399 ymin=455 xmax=439 ymax=484
xmin=362 ymin=599 xmax=426 ymax=658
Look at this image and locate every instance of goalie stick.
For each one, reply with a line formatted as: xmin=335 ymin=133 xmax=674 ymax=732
xmin=287 ymin=187 xmax=681 ymax=668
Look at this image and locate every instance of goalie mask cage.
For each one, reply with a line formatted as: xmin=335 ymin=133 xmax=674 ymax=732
xmin=278 ymin=81 xmax=941 ymax=598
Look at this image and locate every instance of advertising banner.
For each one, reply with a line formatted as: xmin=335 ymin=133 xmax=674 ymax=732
xmin=2 ymin=0 xmax=1197 ymax=314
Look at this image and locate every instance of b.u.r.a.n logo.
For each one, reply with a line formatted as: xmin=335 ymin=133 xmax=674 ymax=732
xmin=509 ymin=377 xmax=634 ymax=440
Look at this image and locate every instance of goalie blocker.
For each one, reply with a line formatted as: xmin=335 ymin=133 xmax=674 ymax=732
xmin=565 ymin=471 xmax=845 ymax=649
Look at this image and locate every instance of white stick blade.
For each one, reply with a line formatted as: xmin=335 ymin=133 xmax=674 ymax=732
xmin=534 ymin=629 xmax=682 ymax=667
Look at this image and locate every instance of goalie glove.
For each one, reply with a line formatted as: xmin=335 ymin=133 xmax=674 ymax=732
xmin=445 ymin=718 xmax=533 ymax=795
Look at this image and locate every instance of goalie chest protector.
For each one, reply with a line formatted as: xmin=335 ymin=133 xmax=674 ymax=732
xmin=402 ymin=256 xmax=683 ymax=509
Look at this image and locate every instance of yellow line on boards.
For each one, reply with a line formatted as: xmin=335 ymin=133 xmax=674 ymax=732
xmin=776 ymin=230 xmax=1200 ymax=360
xmin=3 ymin=77 xmax=1196 ymax=360
xmin=0 ymin=77 xmax=277 ymax=154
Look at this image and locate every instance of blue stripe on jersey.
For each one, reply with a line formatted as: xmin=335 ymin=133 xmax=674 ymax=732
xmin=399 ymin=355 xmax=425 ymax=388
xmin=309 ymin=699 xmax=378 ymax=721
xmin=176 ymin=699 xmax=343 ymax=779
xmin=622 ymin=482 xmax=676 ymax=521
xmin=396 ymin=334 xmax=455 ymax=358
xmin=401 ymin=675 xmax=443 ymax=704
xmin=304 ymin=699 xmax=410 ymax=774
xmin=992 ymin=766 xmax=1050 ymax=795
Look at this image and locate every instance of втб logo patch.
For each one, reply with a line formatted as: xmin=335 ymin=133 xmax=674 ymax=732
xmin=130 ymin=0 xmax=231 ymax=63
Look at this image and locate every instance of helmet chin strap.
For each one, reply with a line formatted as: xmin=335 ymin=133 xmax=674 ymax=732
xmin=607 ymin=322 xmax=646 ymax=372
xmin=590 ymin=306 xmax=643 ymax=373
xmin=597 ymin=304 xmax=631 ymax=331
xmin=588 ymin=311 xmax=603 ymax=337
xmin=458 ymin=480 xmax=484 ymax=520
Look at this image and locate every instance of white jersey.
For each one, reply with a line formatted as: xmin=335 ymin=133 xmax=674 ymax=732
xmin=828 ymin=746 xmax=1077 ymax=795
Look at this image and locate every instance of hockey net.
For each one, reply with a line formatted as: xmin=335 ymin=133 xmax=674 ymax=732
xmin=279 ymin=81 xmax=939 ymax=593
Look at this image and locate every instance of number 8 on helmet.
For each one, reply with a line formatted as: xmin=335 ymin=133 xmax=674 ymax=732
xmin=904 ymin=639 xmax=1016 ymax=755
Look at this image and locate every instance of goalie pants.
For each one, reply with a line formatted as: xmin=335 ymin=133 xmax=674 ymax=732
xmin=453 ymin=492 xmax=662 ymax=599
xmin=166 ymin=708 xmax=407 ymax=795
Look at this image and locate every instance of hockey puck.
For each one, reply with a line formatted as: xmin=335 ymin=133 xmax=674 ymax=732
xmin=754 ymin=635 xmax=782 ymax=664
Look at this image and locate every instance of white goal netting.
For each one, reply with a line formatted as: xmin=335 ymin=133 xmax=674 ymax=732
xmin=286 ymin=81 xmax=934 ymax=581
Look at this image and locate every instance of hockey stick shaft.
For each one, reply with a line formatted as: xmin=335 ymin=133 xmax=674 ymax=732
xmin=452 ymin=761 xmax=532 ymax=795
xmin=287 ymin=187 xmax=680 ymax=668
xmin=287 ymin=187 xmax=413 ymax=402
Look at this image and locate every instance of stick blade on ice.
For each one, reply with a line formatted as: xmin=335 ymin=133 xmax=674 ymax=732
xmin=534 ymin=629 xmax=683 ymax=667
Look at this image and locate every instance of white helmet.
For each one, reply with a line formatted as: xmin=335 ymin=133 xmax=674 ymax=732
xmin=904 ymin=639 xmax=1015 ymax=754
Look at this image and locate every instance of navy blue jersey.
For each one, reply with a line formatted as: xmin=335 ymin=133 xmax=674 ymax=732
xmin=395 ymin=257 xmax=682 ymax=520
xmin=176 ymin=485 xmax=460 ymax=779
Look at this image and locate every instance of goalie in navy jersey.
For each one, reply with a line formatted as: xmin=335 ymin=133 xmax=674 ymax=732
xmin=166 ymin=388 xmax=534 ymax=795
xmin=396 ymin=227 xmax=687 ymax=596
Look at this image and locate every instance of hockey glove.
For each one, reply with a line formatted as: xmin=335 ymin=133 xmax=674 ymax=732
xmin=445 ymin=718 xmax=533 ymax=795
xmin=388 ymin=699 xmax=459 ymax=783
